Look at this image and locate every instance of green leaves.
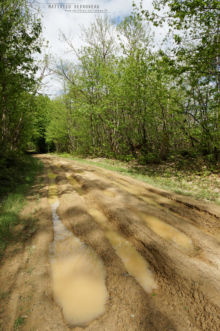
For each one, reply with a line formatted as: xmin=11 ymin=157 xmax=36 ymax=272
xmin=44 ymin=8 xmax=219 ymax=163
xmin=0 ymin=0 xmax=42 ymax=154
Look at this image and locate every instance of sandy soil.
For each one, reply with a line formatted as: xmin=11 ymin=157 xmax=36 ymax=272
xmin=0 ymin=154 xmax=220 ymax=331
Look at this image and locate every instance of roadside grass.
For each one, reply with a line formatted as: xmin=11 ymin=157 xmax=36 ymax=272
xmin=0 ymin=156 xmax=43 ymax=258
xmin=14 ymin=316 xmax=25 ymax=330
xmin=54 ymin=153 xmax=220 ymax=205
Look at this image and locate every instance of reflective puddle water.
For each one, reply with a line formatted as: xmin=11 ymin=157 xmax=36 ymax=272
xmin=65 ymin=173 xmax=84 ymax=196
xmin=48 ymin=172 xmax=58 ymax=204
xmin=89 ymin=208 xmax=110 ymax=229
xmin=141 ymin=214 xmax=194 ymax=253
xmin=89 ymin=208 xmax=157 ymax=294
xmin=48 ymin=174 xmax=108 ymax=326
xmin=105 ymin=231 xmax=157 ymax=293
xmin=102 ymin=189 xmax=116 ymax=198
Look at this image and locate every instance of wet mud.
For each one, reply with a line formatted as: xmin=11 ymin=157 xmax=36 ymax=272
xmin=0 ymin=154 xmax=220 ymax=331
xmin=48 ymin=177 xmax=108 ymax=327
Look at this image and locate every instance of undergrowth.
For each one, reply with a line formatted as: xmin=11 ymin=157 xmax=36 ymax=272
xmin=0 ymin=155 xmax=42 ymax=258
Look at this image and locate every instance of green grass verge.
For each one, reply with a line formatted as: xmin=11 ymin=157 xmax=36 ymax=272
xmin=54 ymin=153 xmax=220 ymax=205
xmin=14 ymin=316 xmax=25 ymax=330
xmin=0 ymin=155 xmax=43 ymax=258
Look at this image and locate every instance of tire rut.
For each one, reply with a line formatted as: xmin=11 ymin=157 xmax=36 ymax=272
xmin=37 ymin=155 xmax=220 ymax=330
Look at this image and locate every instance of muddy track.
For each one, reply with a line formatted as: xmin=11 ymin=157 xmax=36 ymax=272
xmin=0 ymin=154 xmax=220 ymax=331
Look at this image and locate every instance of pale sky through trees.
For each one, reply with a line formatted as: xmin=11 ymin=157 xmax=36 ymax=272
xmin=34 ymin=0 xmax=158 ymax=96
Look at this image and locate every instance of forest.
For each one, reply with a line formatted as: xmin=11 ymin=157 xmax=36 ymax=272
xmin=0 ymin=0 xmax=219 ymax=192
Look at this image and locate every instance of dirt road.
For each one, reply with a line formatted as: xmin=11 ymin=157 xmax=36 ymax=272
xmin=1 ymin=154 xmax=220 ymax=331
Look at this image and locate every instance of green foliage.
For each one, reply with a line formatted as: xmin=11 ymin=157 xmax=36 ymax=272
xmin=0 ymin=0 xmax=42 ymax=154
xmin=38 ymin=6 xmax=219 ymax=164
xmin=139 ymin=0 xmax=220 ymax=159
xmin=0 ymin=1 xmax=44 ymax=214
xmin=0 ymin=156 xmax=42 ymax=257
xmin=31 ymin=95 xmax=53 ymax=152
xmin=14 ymin=316 xmax=25 ymax=330
xmin=45 ymin=98 xmax=70 ymax=152
xmin=0 ymin=153 xmax=41 ymax=198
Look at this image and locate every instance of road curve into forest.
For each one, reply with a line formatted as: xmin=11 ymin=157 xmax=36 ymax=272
xmin=0 ymin=154 xmax=220 ymax=331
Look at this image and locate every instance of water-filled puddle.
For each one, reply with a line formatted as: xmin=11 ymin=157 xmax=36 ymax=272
xmin=89 ymin=208 xmax=157 ymax=293
xmin=89 ymin=208 xmax=110 ymax=229
xmin=106 ymin=231 xmax=157 ymax=293
xmin=65 ymin=173 xmax=84 ymax=195
xmin=141 ymin=214 xmax=193 ymax=253
xmin=48 ymin=172 xmax=58 ymax=204
xmin=48 ymin=174 xmax=108 ymax=326
xmin=103 ymin=189 xmax=116 ymax=198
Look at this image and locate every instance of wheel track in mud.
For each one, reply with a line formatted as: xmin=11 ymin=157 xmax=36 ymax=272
xmin=43 ymin=155 xmax=220 ymax=331
xmin=48 ymin=164 xmax=163 ymax=330
xmin=1 ymin=155 xmax=218 ymax=330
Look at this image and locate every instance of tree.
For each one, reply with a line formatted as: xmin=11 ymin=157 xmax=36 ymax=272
xmin=31 ymin=95 xmax=52 ymax=152
xmin=46 ymin=97 xmax=70 ymax=153
xmin=47 ymin=6 xmax=219 ymax=163
xmin=138 ymin=0 xmax=220 ymax=160
xmin=0 ymin=0 xmax=42 ymax=155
